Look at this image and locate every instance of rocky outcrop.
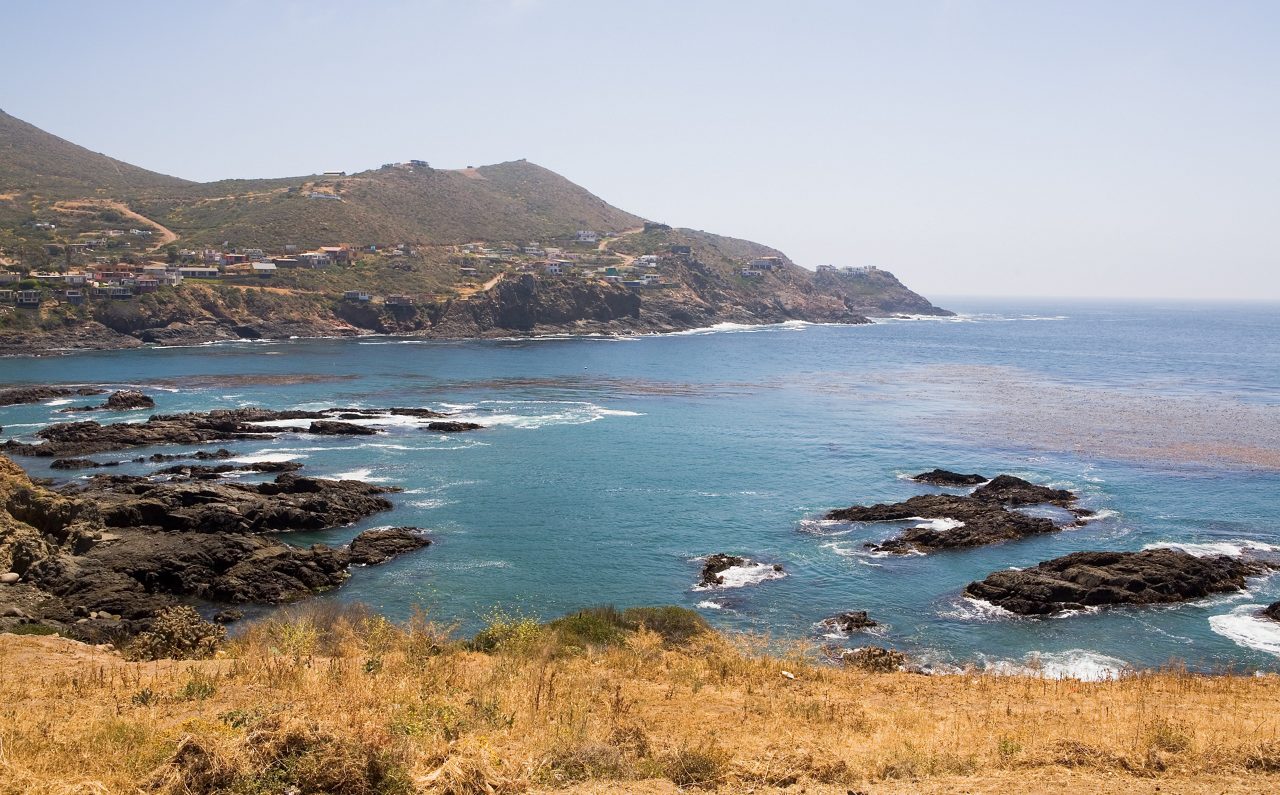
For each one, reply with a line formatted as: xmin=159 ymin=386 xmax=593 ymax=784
xmin=1 ymin=406 xmax=452 ymax=458
xmin=0 ymin=453 xmax=431 ymax=640
xmin=828 ymin=494 xmax=1059 ymax=554
xmin=971 ymin=475 xmax=1075 ymax=507
xmin=308 ymin=420 xmax=377 ymax=436
xmin=826 ymin=473 xmax=1088 ymax=554
xmin=348 ymin=527 xmax=432 ymax=566
xmin=698 ymin=554 xmax=745 ymax=587
xmin=104 ymin=390 xmax=156 ymax=410
xmin=80 ymin=472 xmax=396 ymax=534
xmin=0 ymin=386 xmax=105 ymax=406
xmin=426 ymin=421 xmax=483 ymax=433
xmin=148 ymin=461 xmax=303 ymax=479
xmin=1265 ymin=601 xmax=1280 ymax=622
xmin=964 ymin=549 xmax=1270 ymax=616
xmin=819 ymin=611 xmax=879 ymax=633
xmin=911 ymin=469 xmax=987 ymax=487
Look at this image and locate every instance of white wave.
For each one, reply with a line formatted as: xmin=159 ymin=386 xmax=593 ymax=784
xmin=660 ymin=320 xmax=810 ymax=336
xmin=980 ymin=650 xmax=1129 ymax=681
xmin=1075 ymin=508 xmax=1118 ymax=524
xmin=43 ymin=398 xmax=75 ymax=406
xmin=692 ymin=559 xmax=787 ymax=590
xmin=1210 ymin=605 xmax=1280 ymax=657
xmin=939 ymin=597 xmax=1017 ymax=622
xmin=797 ymin=518 xmax=852 ymax=536
xmin=909 ymin=517 xmax=964 ymax=532
xmin=230 ymin=451 xmax=306 ymax=464
xmin=327 ymin=468 xmax=387 ymax=482
xmin=409 ymin=498 xmax=451 ymax=509
xmin=696 ymin=600 xmax=725 ymax=610
xmin=1144 ymin=540 xmax=1279 ymax=558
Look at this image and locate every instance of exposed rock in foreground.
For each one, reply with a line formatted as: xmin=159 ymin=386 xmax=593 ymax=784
xmin=62 ymin=390 xmax=157 ymax=413
xmin=826 ymin=473 xmax=1090 ymax=554
xmin=911 ymin=469 xmax=987 ymax=487
xmin=0 ymin=454 xmax=429 ymax=640
xmin=964 ymin=549 xmax=1271 ymax=616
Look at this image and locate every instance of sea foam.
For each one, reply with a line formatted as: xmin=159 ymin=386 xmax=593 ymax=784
xmin=1209 ymin=605 xmax=1280 ymax=657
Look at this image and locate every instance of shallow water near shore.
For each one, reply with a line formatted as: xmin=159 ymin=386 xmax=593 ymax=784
xmin=3 ymin=298 xmax=1280 ymax=676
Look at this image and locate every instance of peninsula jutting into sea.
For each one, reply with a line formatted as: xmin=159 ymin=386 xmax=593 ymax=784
xmin=3 ymin=2 xmax=1280 ymax=790
xmin=0 ymin=109 xmax=947 ymax=356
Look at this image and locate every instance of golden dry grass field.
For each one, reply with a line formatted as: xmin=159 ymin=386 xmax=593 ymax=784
xmin=2 ymin=605 xmax=1279 ymax=794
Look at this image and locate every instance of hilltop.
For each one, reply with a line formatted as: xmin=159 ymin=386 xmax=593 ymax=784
xmin=0 ymin=109 xmax=191 ymax=195
xmin=0 ymin=110 xmax=949 ymax=354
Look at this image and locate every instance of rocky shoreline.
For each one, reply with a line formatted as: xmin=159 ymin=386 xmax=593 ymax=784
xmin=0 ymin=391 xmax=489 ymax=641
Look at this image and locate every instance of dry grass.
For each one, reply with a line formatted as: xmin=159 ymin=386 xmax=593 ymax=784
xmin=2 ymin=604 xmax=1280 ymax=794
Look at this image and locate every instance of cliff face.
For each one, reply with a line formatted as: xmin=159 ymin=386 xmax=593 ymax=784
xmin=0 ymin=262 xmax=950 ymax=355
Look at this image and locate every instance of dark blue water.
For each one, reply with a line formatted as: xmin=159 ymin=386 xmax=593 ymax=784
xmin=3 ymin=299 xmax=1279 ymax=677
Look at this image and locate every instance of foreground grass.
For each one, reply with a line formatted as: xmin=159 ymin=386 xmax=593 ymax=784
xmin=2 ymin=605 xmax=1280 ymax=794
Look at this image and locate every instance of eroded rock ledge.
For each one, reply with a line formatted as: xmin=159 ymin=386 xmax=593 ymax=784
xmin=825 ymin=474 xmax=1093 ymax=554
xmin=964 ymin=549 xmax=1270 ymax=616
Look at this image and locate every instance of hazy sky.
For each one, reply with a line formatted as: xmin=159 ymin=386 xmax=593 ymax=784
xmin=3 ymin=0 xmax=1277 ymax=299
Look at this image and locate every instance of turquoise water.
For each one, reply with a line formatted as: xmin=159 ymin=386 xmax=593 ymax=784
xmin=3 ymin=299 xmax=1279 ymax=677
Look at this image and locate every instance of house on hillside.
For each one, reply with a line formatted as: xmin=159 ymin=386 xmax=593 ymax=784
xmin=178 ymin=266 xmax=220 ymax=279
xmin=0 ymin=272 xmax=20 ymax=285
xmin=740 ymin=268 xmax=763 ymax=278
xmin=320 ymin=246 xmax=352 ymax=264
xmin=0 ymin=290 xmax=14 ymax=302
xmin=385 ymin=295 xmax=414 ymax=306
xmin=750 ymin=256 xmax=783 ymax=271
xmin=64 ymin=289 xmax=84 ymax=305
xmin=251 ymin=263 xmax=277 ymax=277
xmin=545 ymin=263 xmax=563 ymax=276
xmin=297 ymin=252 xmax=332 ymax=268
xmin=575 ymin=230 xmax=598 ymax=244
xmin=136 ymin=278 xmax=159 ymax=293
xmin=64 ymin=272 xmax=87 ymax=286
xmin=816 ymin=264 xmax=838 ymax=273
xmin=16 ymin=290 xmax=41 ymax=306
xmin=343 ymin=291 xmax=372 ymax=302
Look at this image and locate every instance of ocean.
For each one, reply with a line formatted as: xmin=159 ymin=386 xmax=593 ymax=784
xmin=3 ymin=298 xmax=1279 ymax=678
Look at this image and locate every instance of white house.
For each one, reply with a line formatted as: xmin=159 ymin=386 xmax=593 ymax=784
xmin=545 ymin=263 xmax=563 ymax=276
xmin=343 ymin=290 xmax=372 ymax=302
xmin=740 ymin=268 xmax=763 ymax=278
xmin=178 ymin=266 xmax=220 ymax=279
xmin=575 ymin=230 xmax=598 ymax=244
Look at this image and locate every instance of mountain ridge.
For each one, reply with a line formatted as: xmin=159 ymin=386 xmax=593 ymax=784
xmin=0 ymin=110 xmax=950 ymax=354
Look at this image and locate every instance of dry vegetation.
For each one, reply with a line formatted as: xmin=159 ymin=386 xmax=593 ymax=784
xmin=3 ymin=604 xmax=1280 ymax=794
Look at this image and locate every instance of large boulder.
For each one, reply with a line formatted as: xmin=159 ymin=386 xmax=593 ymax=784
xmin=971 ymin=475 xmax=1074 ymax=507
xmin=964 ymin=549 xmax=1270 ymax=616
xmin=426 ymin=421 xmax=483 ymax=433
xmin=308 ymin=420 xmax=377 ymax=436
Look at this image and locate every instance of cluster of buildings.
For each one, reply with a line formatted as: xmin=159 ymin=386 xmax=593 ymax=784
xmin=816 ymin=264 xmax=879 ymax=275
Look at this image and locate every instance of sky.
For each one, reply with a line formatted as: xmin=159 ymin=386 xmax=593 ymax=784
xmin=2 ymin=0 xmax=1277 ymax=300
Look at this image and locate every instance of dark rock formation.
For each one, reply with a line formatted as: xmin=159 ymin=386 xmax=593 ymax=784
xmin=0 ymin=386 xmax=104 ymax=406
xmin=2 ymin=407 xmax=454 ymax=458
xmin=148 ymin=449 xmax=236 ymax=462
xmin=308 ymin=420 xmax=377 ymax=436
xmin=1265 ymin=601 xmax=1280 ymax=622
xmin=971 ymin=475 xmax=1074 ymax=507
xmin=826 ymin=472 xmax=1087 ymax=554
xmin=348 ymin=527 xmax=432 ymax=566
xmin=149 ymin=461 xmax=303 ymax=479
xmin=828 ymin=494 xmax=1059 ymax=554
xmin=911 ymin=469 xmax=987 ymax=487
xmin=699 ymin=554 xmax=746 ymax=587
xmin=52 ymin=458 xmax=121 ymax=470
xmin=80 ymin=472 xmax=397 ymax=534
xmin=964 ymin=549 xmax=1270 ymax=616
xmin=819 ymin=610 xmax=879 ymax=633
xmin=426 ymin=421 xmax=484 ymax=433
xmin=103 ymin=390 xmax=156 ymax=410
xmin=0 ymin=451 xmax=430 ymax=640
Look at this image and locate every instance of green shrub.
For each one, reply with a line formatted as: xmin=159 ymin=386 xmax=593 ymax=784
xmin=125 ymin=606 xmax=226 ymax=661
